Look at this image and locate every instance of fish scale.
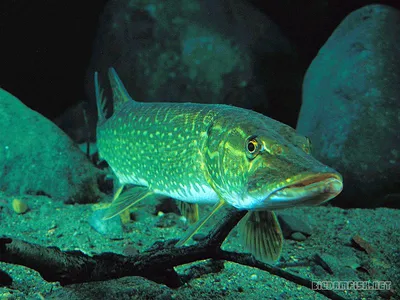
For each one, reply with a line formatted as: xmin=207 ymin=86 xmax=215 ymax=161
xmin=97 ymin=101 xmax=224 ymax=204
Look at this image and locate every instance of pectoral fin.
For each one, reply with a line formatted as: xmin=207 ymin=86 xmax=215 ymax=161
xmin=240 ymin=211 xmax=283 ymax=264
xmin=102 ymin=186 xmax=153 ymax=220
xmin=177 ymin=201 xmax=199 ymax=224
xmin=175 ymin=199 xmax=226 ymax=247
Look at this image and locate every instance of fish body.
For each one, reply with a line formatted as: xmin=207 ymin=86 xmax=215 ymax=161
xmin=97 ymin=101 xmax=220 ymax=205
xmin=95 ymin=68 xmax=343 ymax=263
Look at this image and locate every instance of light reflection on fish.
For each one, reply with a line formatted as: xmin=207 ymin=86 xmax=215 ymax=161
xmin=95 ymin=68 xmax=343 ymax=263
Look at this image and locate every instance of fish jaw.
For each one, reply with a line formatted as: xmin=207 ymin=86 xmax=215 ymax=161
xmin=254 ymin=172 xmax=343 ymax=210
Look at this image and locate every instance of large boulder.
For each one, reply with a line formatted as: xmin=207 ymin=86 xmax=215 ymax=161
xmin=86 ymin=0 xmax=301 ymax=123
xmin=0 ymin=88 xmax=103 ymax=203
xmin=297 ymin=5 xmax=400 ymax=207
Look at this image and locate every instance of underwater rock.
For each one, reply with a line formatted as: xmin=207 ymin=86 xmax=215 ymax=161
xmin=296 ymin=4 xmax=400 ymax=208
xmin=278 ymin=213 xmax=313 ymax=238
xmin=86 ymin=0 xmax=300 ymax=122
xmin=88 ymin=209 xmax=123 ymax=239
xmin=11 ymin=198 xmax=29 ymax=214
xmin=290 ymin=232 xmax=307 ymax=241
xmin=0 ymin=88 xmax=102 ymax=204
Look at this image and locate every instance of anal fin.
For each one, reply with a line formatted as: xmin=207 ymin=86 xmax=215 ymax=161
xmin=177 ymin=201 xmax=199 ymax=224
xmin=103 ymin=186 xmax=153 ymax=220
xmin=175 ymin=199 xmax=225 ymax=247
xmin=239 ymin=210 xmax=283 ymax=264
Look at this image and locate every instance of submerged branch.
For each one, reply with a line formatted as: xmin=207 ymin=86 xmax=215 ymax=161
xmin=0 ymin=210 xmax=346 ymax=300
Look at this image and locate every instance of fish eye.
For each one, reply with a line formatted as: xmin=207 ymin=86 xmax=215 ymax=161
xmin=247 ymin=140 xmax=256 ymax=153
xmin=245 ymin=136 xmax=260 ymax=158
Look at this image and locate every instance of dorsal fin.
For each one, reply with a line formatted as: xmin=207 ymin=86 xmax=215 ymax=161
xmin=108 ymin=67 xmax=136 ymax=112
xmin=94 ymin=71 xmax=107 ymax=124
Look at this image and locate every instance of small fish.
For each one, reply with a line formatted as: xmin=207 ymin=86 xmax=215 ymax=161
xmin=95 ymin=68 xmax=343 ymax=263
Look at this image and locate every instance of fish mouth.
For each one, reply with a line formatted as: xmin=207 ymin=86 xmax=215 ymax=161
xmin=264 ymin=173 xmax=343 ymax=210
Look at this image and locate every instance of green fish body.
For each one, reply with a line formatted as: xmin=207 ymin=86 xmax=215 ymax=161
xmin=95 ymin=68 xmax=343 ymax=263
xmin=97 ymin=101 xmax=222 ymax=205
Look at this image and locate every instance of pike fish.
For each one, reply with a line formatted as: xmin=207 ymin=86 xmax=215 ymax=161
xmin=95 ymin=68 xmax=343 ymax=263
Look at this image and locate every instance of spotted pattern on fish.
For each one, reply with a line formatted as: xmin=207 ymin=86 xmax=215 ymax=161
xmin=97 ymin=101 xmax=230 ymax=204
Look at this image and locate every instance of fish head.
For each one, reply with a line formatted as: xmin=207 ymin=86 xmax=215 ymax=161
xmin=204 ymin=112 xmax=343 ymax=210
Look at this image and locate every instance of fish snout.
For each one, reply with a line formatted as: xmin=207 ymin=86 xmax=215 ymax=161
xmin=264 ymin=172 xmax=343 ymax=210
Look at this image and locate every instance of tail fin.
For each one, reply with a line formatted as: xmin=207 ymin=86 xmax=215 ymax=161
xmin=108 ymin=67 xmax=135 ymax=112
xmin=94 ymin=71 xmax=107 ymax=124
